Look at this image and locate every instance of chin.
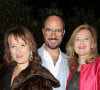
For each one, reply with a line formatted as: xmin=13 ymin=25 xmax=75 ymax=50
xmin=79 ymin=53 xmax=87 ymax=56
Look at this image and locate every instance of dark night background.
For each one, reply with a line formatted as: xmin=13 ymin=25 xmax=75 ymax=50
xmin=25 ymin=0 xmax=100 ymax=16
xmin=0 ymin=0 xmax=100 ymax=63
xmin=23 ymin=0 xmax=100 ymax=47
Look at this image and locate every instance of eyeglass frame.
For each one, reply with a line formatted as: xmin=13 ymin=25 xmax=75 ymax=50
xmin=44 ymin=28 xmax=64 ymax=36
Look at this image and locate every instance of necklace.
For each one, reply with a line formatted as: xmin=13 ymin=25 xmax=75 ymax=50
xmin=78 ymin=60 xmax=86 ymax=64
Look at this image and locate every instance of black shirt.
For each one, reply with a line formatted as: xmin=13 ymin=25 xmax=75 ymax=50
xmin=5 ymin=67 xmax=14 ymax=90
xmin=67 ymin=65 xmax=80 ymax=90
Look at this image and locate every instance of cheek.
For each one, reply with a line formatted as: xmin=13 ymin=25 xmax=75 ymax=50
xmin=10 ymin=49 xmax=16 ymax=57
xmin=25 ymin=48 xmax=31 ymax=56
xmin=59 ymin=35 xmax=63 ymax=39
xmin=10 ymin=51 xmax=17 ymax=60
xmin=74 ymin=43 xmax=78 ymax=50
xmin=86 ymin=42 xmax=92 ymax=48
xmin=74 ymin=46 xmax=78 ymax=53
xmin=44 ymin=33 xmax=49 ymax=39
xmin=57 ymin=35 xmax=63 ymax=40
xmin=43 ymin=32 xmax=48 ymax=37
xmin=25 ymin=52 xmax=31 ymax=61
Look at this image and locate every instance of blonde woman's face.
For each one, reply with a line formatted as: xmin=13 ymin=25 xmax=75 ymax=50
xmin=8 ymin=35 xmax=31 ymax=65
xmin=74 ymin=29 xmax=93 ymax=58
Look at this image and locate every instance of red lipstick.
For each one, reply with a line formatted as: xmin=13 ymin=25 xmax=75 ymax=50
xmin=17 ymin=55 xmax=23 ymax=58
xmin=79 ymin=46 xmax=86 ymax=49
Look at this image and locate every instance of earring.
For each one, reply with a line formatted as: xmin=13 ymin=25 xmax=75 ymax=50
xmin=11 ymin=56 xmax=14 ymax=61
xmin=30 ymin=52 xmax=33 ymax=61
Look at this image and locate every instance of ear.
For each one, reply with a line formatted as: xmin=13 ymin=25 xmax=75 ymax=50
xmin=42 ymin=28 xmax=45 ymax=35
xmin=91 ymin=44 xmax=94 ymax=49
xmin=91 ymin=39 xmax=94 ymax=49
xmin=63 ymin=29 xmax=65 ymax=36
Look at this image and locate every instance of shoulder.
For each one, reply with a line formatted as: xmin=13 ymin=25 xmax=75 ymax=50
xmin=38 ymin=44 xmax=44 ymax=51
xmin=33 ymin=64 xmax=60 ymax=87
xmin=61 ymin=52 xmax=67 ymax=58
xmin=60 ymin=51 xmax=68 ymax=61
xmin=35 ymin=64 xmax=58 ymax=81
xmin=94 ymin=57 xmax=100 ymax=65
xmin=38 ymin=44 xmax=44 ymax=55
xmin=89 ymin=57 xmax=100 ymax=74
xmin=94 ymin=57 xmax=100 ymax=67
xmin=94 ymin=57 xmax=100 ymax=82
xmin=95 ymin=56 xmax=100 ymax=61
xmin=19 ymin=64 xmax=60 ymax=89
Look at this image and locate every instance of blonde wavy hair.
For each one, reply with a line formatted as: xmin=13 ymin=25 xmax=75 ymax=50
xmin=66 ymin=24 xmax=98 ymax=72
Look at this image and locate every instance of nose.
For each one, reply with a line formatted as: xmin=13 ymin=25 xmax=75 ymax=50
xmin=80 ymin=39 xmax=84 ymax=45
xmin=16 ymin=47 xmax=21 ymax=54
xmin=51 ymin=30 xmax=56 ymax=38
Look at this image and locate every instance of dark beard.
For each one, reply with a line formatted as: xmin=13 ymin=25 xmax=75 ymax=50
xmin=45 ymin=38 xmax=61 ymax=49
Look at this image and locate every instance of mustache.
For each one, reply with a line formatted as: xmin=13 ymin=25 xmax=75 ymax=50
xmin=48 ymin=38 xmax=58 ymax=40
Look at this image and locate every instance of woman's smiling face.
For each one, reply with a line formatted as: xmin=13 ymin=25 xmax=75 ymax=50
xmin=74 ymin=29 xmax=93 ymax=58
xmin=8 ymin=35 xmax=31 ymax=65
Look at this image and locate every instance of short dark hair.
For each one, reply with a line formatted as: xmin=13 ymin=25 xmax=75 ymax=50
xmin=42 ymin=8 xmax=65 ymax=29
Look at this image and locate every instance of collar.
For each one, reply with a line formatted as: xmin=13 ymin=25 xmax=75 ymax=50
xmin=43 ymin=44 xmax=62 ymax=64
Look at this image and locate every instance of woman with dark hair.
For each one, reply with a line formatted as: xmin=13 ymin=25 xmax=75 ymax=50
xmin=66 ymin=24 xmax=100 ymax=90
xmin=0 ymin=26 xmax=59 ymax=90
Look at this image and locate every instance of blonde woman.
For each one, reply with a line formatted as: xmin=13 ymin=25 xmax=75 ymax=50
xmin=66 ymin=24 xmax=100 ymax=90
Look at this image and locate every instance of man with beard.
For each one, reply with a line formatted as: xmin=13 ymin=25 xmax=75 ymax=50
xmin=38 ymin=8 xmax=69 ymax=90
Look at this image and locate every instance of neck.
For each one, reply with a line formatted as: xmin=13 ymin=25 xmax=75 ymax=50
xmin=16 ymin=62 xmax=29 ymax=71
xmin=78 ymin=56 xmax=86 ymax=65
xmin=44 ymin=44 xmax=60 ymax=64
xmin=78 ymin=60 xmax=86 ymax=64
xmin=44 ymin=44 xmax=60 ymax=54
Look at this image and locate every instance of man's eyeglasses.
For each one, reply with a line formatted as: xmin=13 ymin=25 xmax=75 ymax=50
xmin=45 ymin=28 xmax=63 ymax=36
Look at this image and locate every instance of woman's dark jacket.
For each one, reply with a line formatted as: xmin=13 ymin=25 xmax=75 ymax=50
xmin=0 ymin=63 xmax=59 ymax=90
